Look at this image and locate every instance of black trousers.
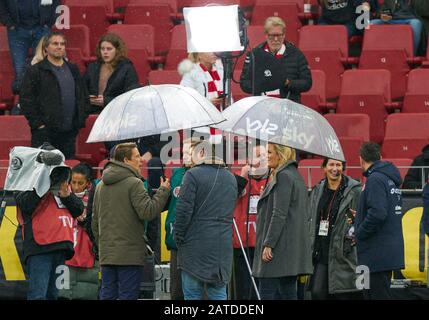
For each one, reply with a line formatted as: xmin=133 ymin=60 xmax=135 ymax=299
xmin=169 ymin=249 xmax=184 ymax=300
xmin=31 ymin=127 xmax=77 ymax=159
xmin=233 ymin=248 xmax=257 ymax=300
xmin=364 ymin=271 xmax=393 ymax=300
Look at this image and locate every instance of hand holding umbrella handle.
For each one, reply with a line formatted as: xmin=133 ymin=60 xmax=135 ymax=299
xmin=160 ymin=176 xmax=171 ymax=190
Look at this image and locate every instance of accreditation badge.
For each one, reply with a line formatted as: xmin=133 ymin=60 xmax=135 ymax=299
xmin=249 ymin=195 xmax=260 ymax=214
xmin=318 ymin=220 xmax=329 ymax=236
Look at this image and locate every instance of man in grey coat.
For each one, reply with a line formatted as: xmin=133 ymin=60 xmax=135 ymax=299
xmin=174 ymin=140 xmax=238 ymax=300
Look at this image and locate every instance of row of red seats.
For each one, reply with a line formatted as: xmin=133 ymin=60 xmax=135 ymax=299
xmin=147 ymin=67 xmax=429 ymax=144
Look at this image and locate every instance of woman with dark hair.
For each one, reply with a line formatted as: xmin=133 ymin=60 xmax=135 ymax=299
xmin=308 ymin=158 xmax=362 ymax=299
xmin=84 ymin=33 xmax=140 ymax=113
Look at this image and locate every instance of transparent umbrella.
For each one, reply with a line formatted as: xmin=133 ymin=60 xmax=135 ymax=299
xmin=87 ymin=85 xmax=225 ymax=143
xmin=214 ymin=96 xmax=345 ymax=161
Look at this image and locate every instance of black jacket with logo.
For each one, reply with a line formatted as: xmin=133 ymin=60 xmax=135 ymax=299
xmin=240 ymin=42 xmax=312 ymax=103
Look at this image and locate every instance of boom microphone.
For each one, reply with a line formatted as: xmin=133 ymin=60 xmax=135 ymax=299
xmin=36 ymin=151 xmax=64 ymax=166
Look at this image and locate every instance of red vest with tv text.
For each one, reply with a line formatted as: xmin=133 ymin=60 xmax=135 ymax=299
xmin=30 ymin=194 xmax=75 ymax=246
xmin=233 ymin=177 xmax=267 ymax=249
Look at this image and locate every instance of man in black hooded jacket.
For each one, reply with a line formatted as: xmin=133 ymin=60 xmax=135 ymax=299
xmin=355 ymin=142 xmax=405 ymax=300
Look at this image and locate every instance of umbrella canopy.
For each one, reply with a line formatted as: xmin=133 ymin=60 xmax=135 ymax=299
xmin=215 ymin=96 xmax=345 ymax=161
xmin=87 ymin=85 xmax=225 ymax=143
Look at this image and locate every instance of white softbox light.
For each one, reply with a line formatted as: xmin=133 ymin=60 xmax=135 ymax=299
xmin=184 ymin=5 xmax=244 ymax=53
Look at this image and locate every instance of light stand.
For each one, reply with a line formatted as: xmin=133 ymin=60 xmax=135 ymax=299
xmin=184 ymin=5 xmax=248 ymax=110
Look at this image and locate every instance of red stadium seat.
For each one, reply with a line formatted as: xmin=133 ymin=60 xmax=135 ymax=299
xmin=148 ymin=70 xmax=181 ymax=85
xmin=0 ymin=159 xmax=9 ymax=190
xmin=381 ymin=158 xmax=413 ymax=184
xmin=338 ymin=136 xmax=364 ymax=166
xmin=235 ymin=25 xmax=266 ymax=70
xmin=336 ymin=69 xmax=394 ymax=144
xmin=66 ymin=4 xmax=113 ymax=53
xmin=164 ymin=25 xmax=188 ymax=70
xmin=359 ymin=25 xmax=415 ymax=100
xmin=107 ymin=24 xmax=164 ymax=65
xmin=75 ymin=115 xmax=108 ymax=167
xmin=324 ymin=113 xmax=370 ymax=141
xmin=0 ymin=116 xmax=31 ymax=159
xmin=0 ymin=50 xmax=15 ymax=108
xmin=382 ymin=113 xmax=429 ymax=159
xmin=64 ymin=0 xmax=116 ymax=13
xmin=250 ymin=2 xmax=301 ymax=45
xmin=324 ymin=113 xmax=370 ymax=179
xmin=298 ymin=158 xmax=324 ymax=188
xmin=402 ymin=68 xmax=429 ymax=113
xmin=231 ymin=70 xmax=251 ymax=101
xmin=301 ymin=70 xmax=327 ymax=113
xmin=65 ymin=48 xmax=87 ymax=74
xmin=124 ymin=3 xmax=174 ymax=56
xmin=299 ymin=25 xmax=357 ymax=99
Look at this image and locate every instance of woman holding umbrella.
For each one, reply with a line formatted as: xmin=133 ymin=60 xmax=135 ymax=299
xmin=252 ymin=143 xmax=313 ymax=300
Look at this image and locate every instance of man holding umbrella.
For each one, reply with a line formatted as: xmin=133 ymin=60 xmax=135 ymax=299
xmin=174 ymin=139 xmax=238 ymax=300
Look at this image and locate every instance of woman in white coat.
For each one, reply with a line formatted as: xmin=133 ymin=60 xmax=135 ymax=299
xmin=178 ymin=52 xmax=224 ymax=110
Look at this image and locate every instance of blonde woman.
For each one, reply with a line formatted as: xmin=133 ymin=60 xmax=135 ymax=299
xmin=252 ymin=143 xmax=312 ymax=300
xmin=178 ymin=52 xmax=224 ymax=109
xmin=31 ymin=36 xmax=47 ymax=65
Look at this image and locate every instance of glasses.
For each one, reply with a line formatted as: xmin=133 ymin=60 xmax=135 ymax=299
xmin=267 ymin=33 xmax=285 ymax=40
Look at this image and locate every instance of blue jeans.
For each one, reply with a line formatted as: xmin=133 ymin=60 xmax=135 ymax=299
xmin=181 ymin=271 xmax=227 ymax=300
xmin=7 ymin=25 xmax=50 ymax=94
xmin=370 ymin=18 xmax=423 ymax=55
xmin=258 ymin=276 xmax=298 ymax=300
xmin=26 ymin=251 xmax=66 ymax=300
xmin=100 ymin=265 xmax=144 ymax=300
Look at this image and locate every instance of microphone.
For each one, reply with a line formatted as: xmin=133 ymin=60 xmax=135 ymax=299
xmin=36 ymin=151 xmax=64 ymax=166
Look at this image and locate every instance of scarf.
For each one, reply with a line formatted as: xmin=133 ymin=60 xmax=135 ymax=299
xmin=199 ymin=63 xmax=224 ymax=143
xmin=199 ymin=63 xmax=224 ymax=103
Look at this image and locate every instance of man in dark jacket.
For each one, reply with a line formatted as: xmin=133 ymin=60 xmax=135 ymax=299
xmin=355 ymin=142 xmax=405 ymax=300
xmin=15 ymin=150 xmax=84 ymax=300
xmin=240 ymin=16 xmax=312 ymax=103
xmin=174 ymin=139 xmax=238 ymax=300
xmin=0 ymin=0 xmax=60 ymax=94
xmin=403 ymin=144 xmax=429 ymax=189
xmin=370 ymin=0 xmax=423 ymax=55
xmin=20 ymin=32 xmax=91 ymax=159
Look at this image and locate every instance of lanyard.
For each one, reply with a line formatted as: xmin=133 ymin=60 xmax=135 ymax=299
xmin=321 ymin=187 xmax=339 ymax=221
